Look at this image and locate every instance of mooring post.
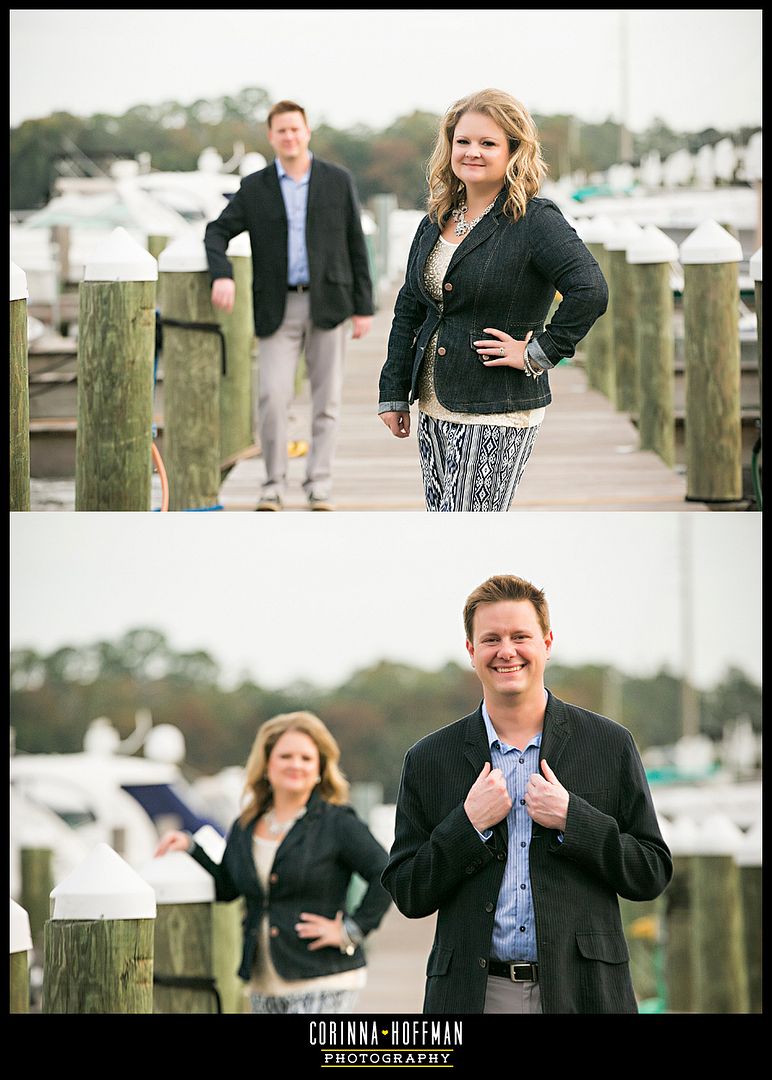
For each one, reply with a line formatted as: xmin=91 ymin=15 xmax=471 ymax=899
xmin=627 ymin=225 xmax=679 ymax=467
xmin=736 ymin=823 xmax=762 ymax=1013
xmin=75 ymin=228 xmax=157 ymax=511
xmin=10 ymin=261 xmax=30 ymax=511
xmin=604 ymin=219 xmax=645 ymax=415
xmin=679 ymin=220 xmax=744 ymax=503
xmin=690 ymin=815 xmax=749 ymax=1013
xmin=43 ymin=843 xmax=156 ymax=1013
xmin=575 ymin=216 xmax=616 ymax=401
xmin=10 ymin=899 xmax=33 ymax=1013
xmin=216 ymin=232 xmax=255 ymax=466
xmin=158 ymin=234 xmax=222 ymax=510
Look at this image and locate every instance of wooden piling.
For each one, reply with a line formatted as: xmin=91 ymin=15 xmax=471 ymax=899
xmin=628 ymin=226 xmax=678 ymax=467
xmin=680 ymin=220 xmax=744 ymax=502
xmin=663 ymin=853 xmax=694 ymax=1012
xmin=147 ymin=235 xmax=170 ymax=262
xmin=158 ymin=236 xmax=221 ymax=510
xmin=10 ymin=263 xmax=30 ymax=511
xmin=43 ymin=843 xmax=156 ymax=1014
xmin=75 ymin=228 xmax=157 ymax=511
xmin=576 ymin=216 xmax=615 ymax=401
xmin=737 ymin=825 xmax=762 ymax=1013
xmin=10 ymin=899 xmax=33 ymax=1014
xmin=20 ymin=846 xmax=53 ymax=953
xmin=605 ymin=220 xmax=644 ymax=414
xmin=690 ymin=816 xmax=749 ymax=1013
xmin=142 ymin=840 xmax=243 ymax=1014
xmin=216 ymin=234 xmax=255 ymax=466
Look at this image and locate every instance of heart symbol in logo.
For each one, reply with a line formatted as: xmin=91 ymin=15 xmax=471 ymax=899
xmin=381 ymin=1029 xmax=388 ymax=1034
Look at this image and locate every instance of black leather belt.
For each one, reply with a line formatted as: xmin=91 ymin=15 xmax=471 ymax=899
xmin=488 ymin=961 xmax=539 ymax=982
xmin=287 ymin=283 xmax=310 ymax=292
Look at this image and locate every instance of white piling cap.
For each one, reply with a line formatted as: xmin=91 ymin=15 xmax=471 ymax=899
xmin=735 ymin=821 xmax=762 ymax=868
xmin=139 ymin=851 xmax=215 ymax=905
xmin=10 ymin=261 xmax=29 ymax=302
xmin=193 ymin=825 xmax=226 ymax=863
xmin=82 ymin=227 xmax=159 ymax=282
xmin=627 ymin=224 xmax=680 ymax=265
xmin=664 ymin=815 xmax=701 ymax=856
xmin=50 ymin=842 xmax=157 ymax=920
xmin=10 ymin=899 xmax=33 ymax=954
xmin=749 ymin=248 xmax=762 ymax=282
xmin=604 ymin=219 xmax=644 ymax=252
xmin=226 ymin=232 xmax=252 ymax=257
xmin=575 ymin=215 xmax=616 ymax=244
xmin=158 ymin=233 xmax=209 ymax=272
xmin=679 ymin=219 xmax=743 ymax=265
xmin=693 ymin=813 xmax=745 ymax=856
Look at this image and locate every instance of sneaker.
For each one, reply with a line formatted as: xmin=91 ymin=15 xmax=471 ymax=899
xmin=308 ymin=494 xmax=335 ymax=512
xmin=256 ymin=494 xmax=283 ymax=511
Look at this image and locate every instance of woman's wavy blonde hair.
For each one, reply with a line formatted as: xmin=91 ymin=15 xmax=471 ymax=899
xmin=426 ymin=88 xmax=547 ymax=225
xmin=239 ymin=711 xmax=350 ymax=824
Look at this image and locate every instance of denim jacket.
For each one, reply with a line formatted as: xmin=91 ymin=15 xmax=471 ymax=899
xmin=378 ymin=191 xmax=608 ymax=414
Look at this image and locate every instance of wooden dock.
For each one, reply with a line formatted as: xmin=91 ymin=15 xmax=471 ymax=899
xmin=219 ymin=285 xmax=709 ymax=513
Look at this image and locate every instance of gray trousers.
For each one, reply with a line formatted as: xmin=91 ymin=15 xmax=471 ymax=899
xmin=483 ymin=975 xmax=543 ymax=1014
xmin=257 ymin=291 xmax=346 ymax=499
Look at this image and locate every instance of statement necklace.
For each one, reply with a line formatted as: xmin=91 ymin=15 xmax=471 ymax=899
xmin=262 ymin=806 xmax=307 ymax=838
xmin=451 ymin=199 xmax=496 ymax=237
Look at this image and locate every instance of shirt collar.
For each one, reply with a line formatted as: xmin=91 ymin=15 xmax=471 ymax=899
xmin=482 ymin=695 xmax=546 ymax=751
xmin=275 ymin=153 xmax=313 ymax=183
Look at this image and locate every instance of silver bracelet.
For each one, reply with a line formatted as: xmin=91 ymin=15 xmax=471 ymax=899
xmin=523 ymin=347 xmax=544 ymax=379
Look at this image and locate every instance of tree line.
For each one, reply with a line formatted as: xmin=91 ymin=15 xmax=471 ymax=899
xmin=10 ymin=629 xmax=761 ymax=802
xmin=10 ymin=85 xmax=761 ymax=212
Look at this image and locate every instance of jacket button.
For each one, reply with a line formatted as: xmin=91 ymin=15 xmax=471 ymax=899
xmin=485 ymin=902 xmax=494 ymax=913
xmin=269 ymin=926 xmax=279 ymax=938
xmin=497 ymin=852 xmax=506 ymax=862
xmin=478 ymin=958 xmax=487 ymax=969
xmin=269 ymin=873 xmax=278 ymax=884
xmin=443 ymin=282 xmax=453 ymax=291
xmin=437 ymin=346 xmax=446 ymax=356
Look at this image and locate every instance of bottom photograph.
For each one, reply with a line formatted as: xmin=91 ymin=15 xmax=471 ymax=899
xmin=9 ymin=510 xmax=761 ymax=1041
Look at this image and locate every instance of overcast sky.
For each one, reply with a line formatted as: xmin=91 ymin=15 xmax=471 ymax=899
xmin=10 ymin=9 xmax=762 ymax=135
xmin=10 ymin=512 xmax=761 ymax=692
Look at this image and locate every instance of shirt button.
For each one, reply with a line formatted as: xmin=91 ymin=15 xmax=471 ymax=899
xmin=520 ymin=884 xmax=527 ymax=890
xmin=437 ymin=346 xmax=446 ymax=356
xmin=519 ymin=758 xmax=525 ymax=764
xmin=520 ymin=798 xmax=526 ymax=805
xmin=444 ymin=282 xmax=453 ymax=291
xmin=520 ymin=926 xmax=526 ymax=933
xmin=521 ymin=841 xmax=526 ymax=848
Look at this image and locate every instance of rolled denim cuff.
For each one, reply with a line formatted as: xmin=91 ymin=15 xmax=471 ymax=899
xmin=378 ymin=400 xmax=410 ymax=414
xmin=526 ymin=337 xmax=554 ymax=371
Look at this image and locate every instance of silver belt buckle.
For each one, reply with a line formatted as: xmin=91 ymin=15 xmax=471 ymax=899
xmin=510 ymin=963 xmax=533 ymax=982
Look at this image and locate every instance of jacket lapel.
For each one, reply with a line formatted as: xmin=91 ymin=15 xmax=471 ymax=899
xmin=463 ymin=704 xmax=508 ymax=847
xmin=539 ymin=691 xmax=572 ymax=773
xmin=412 ymin=219 xmax=441 ymax=307
xmin=273 ymin=788 xmax=323 ymax=864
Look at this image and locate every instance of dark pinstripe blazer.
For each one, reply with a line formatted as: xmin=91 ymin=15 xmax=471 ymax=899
xmin=382 ymin=692 xmax=672 ymax=1014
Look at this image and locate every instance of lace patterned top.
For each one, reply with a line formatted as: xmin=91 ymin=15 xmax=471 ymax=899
xmin=246 ymin=834 xmax=367 ymax=996
xmin=417 ymin=236 xmax=545 ymax=428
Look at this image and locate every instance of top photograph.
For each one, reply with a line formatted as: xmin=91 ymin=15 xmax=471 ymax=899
xmin=10 ymin=9 xmax=762 ymax=513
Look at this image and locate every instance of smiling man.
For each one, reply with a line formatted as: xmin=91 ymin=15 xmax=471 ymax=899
xmin=382 ymin=574 xmax=672 ymax=1014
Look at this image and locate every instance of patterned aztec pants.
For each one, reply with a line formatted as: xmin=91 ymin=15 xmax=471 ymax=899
xmin=417 ymin=412 xmax=541 ymax=512
xmin=247 ymin=989 xmax=360 ymax=1014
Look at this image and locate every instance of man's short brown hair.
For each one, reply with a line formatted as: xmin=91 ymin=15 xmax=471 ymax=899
xmin=267 ymin=100 xmax=308 ymax=128
xmin=463 ymin=574 xmax=550 ymax=641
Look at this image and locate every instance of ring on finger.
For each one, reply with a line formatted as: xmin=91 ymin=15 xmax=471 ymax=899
xmin=499 ymin=347 xmax=505 ymax=356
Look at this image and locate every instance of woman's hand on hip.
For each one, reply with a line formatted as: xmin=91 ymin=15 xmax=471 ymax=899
xmin=474 ymin=328 xmax=533 ymax=369
xmin=379 ymin=410 xmax=411 ymax=438
xmin=295 ymin=910 xmax=344 ymax=950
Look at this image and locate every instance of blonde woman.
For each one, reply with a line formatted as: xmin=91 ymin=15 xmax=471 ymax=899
xmin=154 ymin=712 xmax=391 ymax=1013
xmin=378 ymin=88 xmax=608 ymax=511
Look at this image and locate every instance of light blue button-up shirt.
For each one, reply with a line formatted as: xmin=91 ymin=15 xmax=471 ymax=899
xmin=481 ymin=700 xmax=542 ymax=962
xmin=275 ymin=155 xmax=312 ymax=286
